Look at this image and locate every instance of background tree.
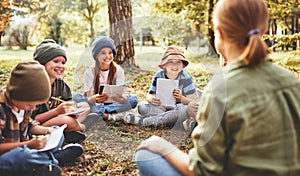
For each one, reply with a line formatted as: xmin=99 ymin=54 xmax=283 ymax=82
xmin=107 ymin=0 xmax=135 ymax=66
xmin=64 ymin=0 xmax=106 ymax=43
xmin=152 ymin=0 xmax=216 ymax=53
xmin=267 ymin=0 xmax=300 ymax=50
xmin=0 ymin=0 xmax=12 ymax=46
xmin=4 ymin=0 xmax=47 ymax=49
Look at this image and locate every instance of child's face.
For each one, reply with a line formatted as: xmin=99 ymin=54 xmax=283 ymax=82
xmin=162 ymin=57 xmax=184 ymax=77
xmin=11 ymin=99 xmax=45 ymax=111
xmin=44 ymin=56 xmax=66 ymax=80
xmin=97 ymin=47 xmax=114 ymax=66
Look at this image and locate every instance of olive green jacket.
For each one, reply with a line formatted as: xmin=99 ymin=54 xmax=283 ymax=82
xmin=189 ymin=60 xmax=300 ymax=175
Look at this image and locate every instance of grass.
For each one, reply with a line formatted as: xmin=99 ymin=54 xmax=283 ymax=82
xmin=1 ymin=46 xmax=300 ymax=175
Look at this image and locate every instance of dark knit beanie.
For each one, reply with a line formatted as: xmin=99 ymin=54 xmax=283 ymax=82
xmin=6 ymin=61 xmax=51 ymax=102
xmin=92 ymin=36 xmax=117 ymax=60
xmin=33 ymin=39 xmax=67 ymax=65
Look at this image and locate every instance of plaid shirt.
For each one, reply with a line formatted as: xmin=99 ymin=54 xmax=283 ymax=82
xmin=0 ymin=90 xmax=39 ymax=143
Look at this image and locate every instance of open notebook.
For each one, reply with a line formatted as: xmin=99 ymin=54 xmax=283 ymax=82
xmin=31 ymin=124 xmax=67 ymax=152
xmin=99 ymin=85 xmax=126 ymax=103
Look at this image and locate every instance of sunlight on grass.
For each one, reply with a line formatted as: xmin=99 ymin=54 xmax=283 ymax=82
xmin=1 ymin=46 xmax=299 ymax=90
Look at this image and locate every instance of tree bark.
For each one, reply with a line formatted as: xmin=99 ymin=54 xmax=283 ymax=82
xmin=107 ymin=0 xmax=135 ymax=66
xmin=207 ymin=0 xmax=216 ymax=55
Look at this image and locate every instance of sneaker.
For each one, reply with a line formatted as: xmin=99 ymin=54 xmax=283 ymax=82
xmin=64 ymin=131 xmax=86 ymax=143
xmin=102 ymin=113 xmax=109 ymax=121
xmin=54 ymin=143 xmax=84 ymax=165
xmin=33 ymin=164 xmax=62 ymax=176
xmin=182 ymin=118 xmax=197 ymax=131
xmin=107 ymin=112 xmax=126 ymax=121
xmin=83 ymin=113 xmax=101 ymax=131
xmin=123 ymin=112 xmax=141 ymax=125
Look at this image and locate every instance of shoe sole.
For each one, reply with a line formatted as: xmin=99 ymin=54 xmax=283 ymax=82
xmin=64 ymin=131 xmax=86 ymax=143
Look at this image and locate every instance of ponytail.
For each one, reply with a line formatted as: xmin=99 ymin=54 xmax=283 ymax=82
xmin=241 ymin=30 xmax=270 ymax=66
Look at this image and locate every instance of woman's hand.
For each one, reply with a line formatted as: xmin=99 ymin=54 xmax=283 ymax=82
xmin=137 ymin=135 xmax=176 ymax=155
xmin=112 ymin=94 xmax=127 ymax=103
xmin=173 ymin=89 xmax=182 ymax=101
xmin=95 ymin=94 xmax=109 ymax=103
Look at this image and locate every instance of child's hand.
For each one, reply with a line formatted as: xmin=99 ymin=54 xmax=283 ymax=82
xmin=149 ymin=97 xmax=161 ymax=106
xmin=43 ymin=127 xmax=54 ymax=135
xmin=56 ymin=102 xmax=76 ymax=114
xmin=173 ymin=89 xmax=182 ymax=100
xmin=112 ymin=94 xmax=127 ymax=102
xmin=187 ymin=101 xmax=199 ymax=118
xmin=95 ymin=94 xmax=108 ymax=103
xmin=27 ymin=136 xmax=48 ymax=150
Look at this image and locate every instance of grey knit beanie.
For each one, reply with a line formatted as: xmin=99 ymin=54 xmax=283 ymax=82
xmin=33 ymin=39 xmax=67 ymax=65
xmin=92 ymin=36 xmax=117 ymax=60
xmin=6 ymin=61 xmax=51 ymax=102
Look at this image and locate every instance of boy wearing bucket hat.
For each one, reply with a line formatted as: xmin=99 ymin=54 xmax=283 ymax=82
xmin=0 ymin=61 xmax=83 ymax=176
xmin=124 ymin=46 xmax=199 ymax=129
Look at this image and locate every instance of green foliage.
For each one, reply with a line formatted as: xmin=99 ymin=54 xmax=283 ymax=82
xmin=0 ymin=0 xmax=12 ymax=34
xmin=152 ymin=0 xmax=208 ymax=24
xmin=263 ymin=33 xmax=300 ymax=50
xmin=267 ymin=0 xmax=300 ymax=20
xmin=0 ymin=59 xmax=22 ymax=88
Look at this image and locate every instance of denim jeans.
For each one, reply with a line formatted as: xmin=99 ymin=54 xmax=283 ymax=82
xmin=72 ymin=92 xmax=138 ymax=116
xmin=0 ymin=126 xmax=64 ymax=173
xmin=135 ymin=149 xmax=182 ymax=176
xmin=90 ymin=95 xmax=138 ymax=116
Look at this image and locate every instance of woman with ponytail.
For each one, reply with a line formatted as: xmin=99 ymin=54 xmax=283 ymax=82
xmin=84 ymin=36 xmax=138 ymax=124
xmin=134 ymin=0 xmax=300 ymax=175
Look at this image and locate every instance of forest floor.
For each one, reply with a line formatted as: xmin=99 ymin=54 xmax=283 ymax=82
xmin=61 ymin=67 xmax=195 ymax=176
xmin=60 ymin=51 xmax=300 ymax=175
xmin=1 ymin=47 xmax=299 ymax=176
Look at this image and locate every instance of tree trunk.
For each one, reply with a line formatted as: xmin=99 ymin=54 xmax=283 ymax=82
xmin=107 ymin=0 xmax=135 ymax=66
xmin=207 ymin=0 xmax=216 ymax=55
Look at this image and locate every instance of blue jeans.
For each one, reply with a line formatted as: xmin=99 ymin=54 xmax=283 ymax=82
xmin=135 ymin=149 xmax=182 ymax=176
xmin=90 ymin=95 xmax=138 ymax=116
xmin=72 ymin=92 xmax=138 ymax=116
xmin=0 ymin=126 xmax=64 ymax=173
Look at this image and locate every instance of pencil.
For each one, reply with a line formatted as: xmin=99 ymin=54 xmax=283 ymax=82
xmin=32 ymin=135 xmax=39 ymax=139
xmin=50 ymin=96 xmax=66 ymax=103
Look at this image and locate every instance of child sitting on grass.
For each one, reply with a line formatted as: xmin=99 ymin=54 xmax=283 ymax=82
xmin=0 ymin=61 xmax=83 ymax=176
xmin=124 ymin=46 xmax=199 ymax=130
xmin=83 ymin=36 xmax=138 ymax=124
xmin=32 ymin=39 xmax=89 ymax=143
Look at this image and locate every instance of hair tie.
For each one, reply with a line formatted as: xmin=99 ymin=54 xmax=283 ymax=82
xmin=247 ymin=29 xmax=260 ymax=38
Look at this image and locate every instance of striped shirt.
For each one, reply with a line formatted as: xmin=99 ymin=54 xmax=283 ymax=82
xmin=148 ymin=70 xmax=196 ymax=103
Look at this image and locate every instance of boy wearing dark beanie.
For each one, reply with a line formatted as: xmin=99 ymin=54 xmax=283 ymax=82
xmin=32 ymin=39 xmax=89 ymax=143
xmin=0 ymin=61 xmax=83 ymax=176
